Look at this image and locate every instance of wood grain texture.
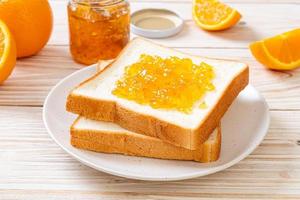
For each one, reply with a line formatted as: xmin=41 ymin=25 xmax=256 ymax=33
xmin=0 ymin=0 xmax=300 ymax=199
xmin=0 ymin=106 xmax=299 ymax=199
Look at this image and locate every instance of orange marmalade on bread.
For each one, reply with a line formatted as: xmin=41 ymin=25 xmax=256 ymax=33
xmin=112 ymin=54 xmax=215 ymax=113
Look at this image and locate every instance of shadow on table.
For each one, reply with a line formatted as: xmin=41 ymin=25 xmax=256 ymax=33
xmin=204 ymin=21 xmax=263 ymax=43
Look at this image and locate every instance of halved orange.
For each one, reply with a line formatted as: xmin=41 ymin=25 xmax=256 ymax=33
xmin=192 ymin=0 xmax=241 ymax=31
xmin=250 ymin=29 xmax=300 ymax=70
xmin=0 ymin=20 xmax=16 ymax=84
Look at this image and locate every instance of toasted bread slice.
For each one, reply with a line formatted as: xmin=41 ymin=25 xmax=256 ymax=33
xmin=71 ymin=117 xmax=221 ymax=162
xmin=67 ymin=38 xmax=248 ymax=150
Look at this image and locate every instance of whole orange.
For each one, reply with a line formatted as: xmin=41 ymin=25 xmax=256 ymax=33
xmin=0 ymin=0 xmax=53 ymax=58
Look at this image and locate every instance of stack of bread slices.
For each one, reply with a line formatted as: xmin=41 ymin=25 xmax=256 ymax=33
xmin=66 ymin=38 xmax=249 ymax=163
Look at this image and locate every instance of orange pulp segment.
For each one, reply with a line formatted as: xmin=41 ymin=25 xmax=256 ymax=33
xmin=0 ymin=20 xmax=16 ymax=84
xmin=192 ymin=0 xmax=241 ymax=31
xmin=250 ymin=29 xmax=300 ymax=70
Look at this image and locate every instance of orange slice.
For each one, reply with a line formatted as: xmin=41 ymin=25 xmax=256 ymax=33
xmin=0 ymin=20 xmax=16 ymax=84
xmin=250 ymin=29 xmax=300 ymax=70
xmin=192 ymin=0 xmax=241 ymax=31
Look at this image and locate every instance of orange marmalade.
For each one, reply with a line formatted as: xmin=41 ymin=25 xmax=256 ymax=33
xmin=68 ymin=0 xmax=130 ymax=65
xmin=112 ymin=54 xmax=215 ymax=113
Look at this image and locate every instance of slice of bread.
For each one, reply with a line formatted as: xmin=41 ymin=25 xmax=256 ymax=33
xmin=66 ymin=38 xmax=248 ymax=150
xmin=71 ymin=117 xmax=221 ymax=162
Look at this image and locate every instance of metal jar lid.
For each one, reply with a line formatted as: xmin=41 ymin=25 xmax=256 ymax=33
xmin=130 ymin=8 xmax=184 ymax=39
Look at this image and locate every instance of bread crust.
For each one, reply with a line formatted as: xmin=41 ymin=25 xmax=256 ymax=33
xmin=66 ymin=38 xmax=249 ymax=150
xmin=70 ymin=119 xmax=221 ymax=162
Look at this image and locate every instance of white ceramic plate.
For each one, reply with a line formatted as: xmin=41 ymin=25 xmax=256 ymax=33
xmin=43 ymin=65 xmax=270 ymax=181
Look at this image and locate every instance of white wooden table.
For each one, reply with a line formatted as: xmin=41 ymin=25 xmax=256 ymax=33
xmin=1 ymin=0 xmax=300 ymax=199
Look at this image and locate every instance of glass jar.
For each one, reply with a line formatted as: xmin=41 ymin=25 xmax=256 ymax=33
xmin=68 ymin=0 xmax=130 ymax=65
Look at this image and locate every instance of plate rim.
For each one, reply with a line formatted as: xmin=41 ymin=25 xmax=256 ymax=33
xmin=43 ymin=65 xmax=270 ymax=181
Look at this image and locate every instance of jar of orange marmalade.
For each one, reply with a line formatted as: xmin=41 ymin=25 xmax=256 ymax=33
xmin=68 ymin=0 xmax=130 ymax=65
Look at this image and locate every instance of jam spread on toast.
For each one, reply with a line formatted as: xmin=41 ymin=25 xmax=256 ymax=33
xmin=112 ymin=54 xmax=215 ymax=113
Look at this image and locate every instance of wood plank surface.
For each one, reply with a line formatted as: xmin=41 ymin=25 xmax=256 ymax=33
xmin=0 ymin=0 xmax=299 ymax=199
xmin=0 ymin=106 xmax=299 ymax=199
